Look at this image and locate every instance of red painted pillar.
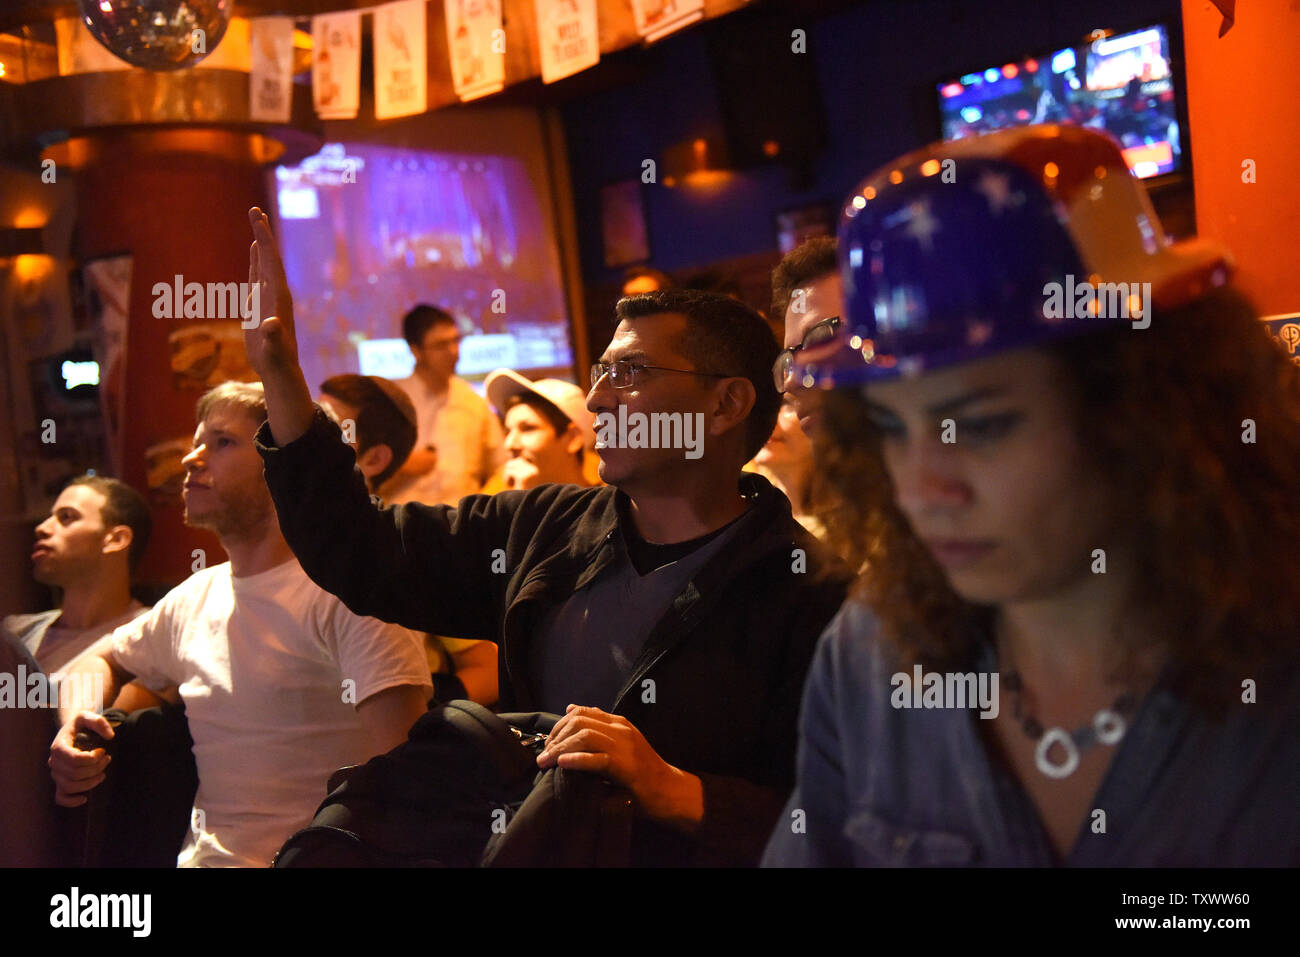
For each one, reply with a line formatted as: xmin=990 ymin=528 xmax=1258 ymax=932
xmin=69 ymin=129 xmax=272 ymax=588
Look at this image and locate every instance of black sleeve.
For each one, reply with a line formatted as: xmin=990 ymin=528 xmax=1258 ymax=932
xmin=256 ymin=407 xmax=519 ymax=640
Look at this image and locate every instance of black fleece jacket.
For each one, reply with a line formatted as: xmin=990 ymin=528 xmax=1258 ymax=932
xmin=256 ymin=409 xmax=849 ymax=866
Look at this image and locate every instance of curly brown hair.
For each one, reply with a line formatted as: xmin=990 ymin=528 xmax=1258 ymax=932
xmin=814 ymin=287 xmax=1300 ymax=713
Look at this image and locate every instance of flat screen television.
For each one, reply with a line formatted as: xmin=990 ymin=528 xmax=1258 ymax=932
xmin=270 ymin=142 xmax=577 ymax=401
xmin=936 ymin=24 xmax=1184 ymax=180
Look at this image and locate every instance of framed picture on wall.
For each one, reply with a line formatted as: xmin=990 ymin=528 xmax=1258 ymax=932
xmin=774 ymin=203 xmax=833 ymax=255
xmin=601 ymin=178 xmax=651 ymax=268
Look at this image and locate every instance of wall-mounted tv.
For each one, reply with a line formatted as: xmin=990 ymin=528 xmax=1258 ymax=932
xmin=937 ymin=24 xmax=1183 ymax=180
xmin=271 ymin=142 xmax=576 ymax=399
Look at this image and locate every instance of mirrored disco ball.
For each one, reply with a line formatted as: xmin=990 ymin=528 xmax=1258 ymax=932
xmin=78 ymin=0 xmax=231 ymax=70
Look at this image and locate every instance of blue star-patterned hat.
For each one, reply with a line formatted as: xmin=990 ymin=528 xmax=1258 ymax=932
xmin=795 ymin=125 xmax=1232 ymax=387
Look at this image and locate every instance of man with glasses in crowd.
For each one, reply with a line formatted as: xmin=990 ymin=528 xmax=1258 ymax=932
xmin=384 ymin=304 xmax=505 ymax=505
xmin=770 ymin=237 xmax=845 ymax=436
xmin=243 ymin=205 xmax=849 ymax=866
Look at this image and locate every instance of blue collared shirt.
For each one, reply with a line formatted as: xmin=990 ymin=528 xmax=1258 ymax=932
xmin=763 ymin=600 xmax=1300 ymax=866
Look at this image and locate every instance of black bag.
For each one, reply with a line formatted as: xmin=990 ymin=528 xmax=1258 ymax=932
xmin=71 ymin=702 xmax=199 ymax=867
xmin=273 ymin=700 xmax=635 ymax=868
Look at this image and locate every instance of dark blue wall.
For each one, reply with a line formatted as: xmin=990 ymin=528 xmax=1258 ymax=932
xmin=562 ymin=0 xmax=1184 ymax=285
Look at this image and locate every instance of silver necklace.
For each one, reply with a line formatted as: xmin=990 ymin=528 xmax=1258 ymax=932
xmin=1001 ymin=670 xmax=1137 ymax=779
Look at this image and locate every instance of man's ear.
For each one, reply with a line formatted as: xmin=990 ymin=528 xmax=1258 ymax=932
xmin=562 ymin=423 xmax=585 ymax=456
xmin=357 ymin=443 xmax=394 ymax=480
xmin=708 ymin=377 xmax=757 ymax=437
xmin=102 ymin=525 xmax=133 ymax=560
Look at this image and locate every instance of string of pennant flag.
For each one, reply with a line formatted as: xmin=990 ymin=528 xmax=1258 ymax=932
xmin=248 ymin=0 xmax=707 ymax=124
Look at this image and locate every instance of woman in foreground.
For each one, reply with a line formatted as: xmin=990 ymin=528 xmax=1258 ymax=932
xmin=763 ymin=125 xmax=1300 ymax=866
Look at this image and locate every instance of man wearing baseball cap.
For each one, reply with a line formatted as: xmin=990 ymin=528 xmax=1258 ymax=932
xmin=483 ymin=369 xmax=599 ymax=492
xmin=318 ymin=373 xmax=498 ymax=706
xmin=317 ymin=374 xmax=419 ymax=497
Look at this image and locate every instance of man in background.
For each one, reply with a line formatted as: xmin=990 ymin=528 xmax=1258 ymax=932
xmin=6 ymin=475 xmax=152 ymax=678
xmin=318 ymin=372 xmax=499 ymax=706
xmin=384 ymin=304 xmax=505 ymax=505
xmin=318 ymin=374 xmax=419 ymax=497
xmin=2 ymin=474 xmax=156 ymax=865
xmin=770 ymin=236 xmax=843 ymax=436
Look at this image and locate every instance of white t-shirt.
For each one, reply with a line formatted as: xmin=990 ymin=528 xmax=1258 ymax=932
xmin=109 ymin=558 xmax=432 ymax=868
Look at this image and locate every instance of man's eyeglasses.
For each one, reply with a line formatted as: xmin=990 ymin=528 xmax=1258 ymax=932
xmin=772 ymin=316 xmax=843 ymax=392
xmin=590 ymin=359 xmax=732 ymax=391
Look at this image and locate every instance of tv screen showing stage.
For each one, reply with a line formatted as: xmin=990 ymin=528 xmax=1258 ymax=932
xmin=272 ymin=142 xmax=576 ymax=400
xmin=937 ymin=24 xmax=1182 ymax=179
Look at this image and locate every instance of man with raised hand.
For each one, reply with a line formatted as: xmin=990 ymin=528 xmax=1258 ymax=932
xmin=48 ymin=381 xmax=432 ymax=867
xmin=245 ymin=206 xmax=849 ymax=866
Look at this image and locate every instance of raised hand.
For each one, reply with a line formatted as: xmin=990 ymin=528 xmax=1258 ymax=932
xmin=244 ymin=206 xmax=316 ymax=444
xmin=245 ymin=206 xmax=300 ymax=379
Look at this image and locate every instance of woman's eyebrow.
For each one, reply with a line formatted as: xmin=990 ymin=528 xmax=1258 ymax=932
xmin=925 ymin=387 xmax=1010 ymax=417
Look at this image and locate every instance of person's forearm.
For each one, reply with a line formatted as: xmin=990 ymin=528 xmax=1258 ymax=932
xmin=262 ymin=365 xmax=316 ymax=447
xmin=58 ymin=655 xmax=121 ymax=727
xmin=454 ymin=662 xmax=498 ymax=706
xmin=109 ymin=681 xmax=167 ymax=713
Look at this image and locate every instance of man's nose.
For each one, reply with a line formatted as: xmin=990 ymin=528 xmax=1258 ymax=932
xmin=34 ymin=517 xmax=54 ymax=539
xmin=181 ymin=445 xmax=203 ymax=469
xmin=587 ymin=372 xmax=615 ymax=414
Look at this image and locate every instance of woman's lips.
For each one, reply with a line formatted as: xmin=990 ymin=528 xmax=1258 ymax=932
xmin=924 ymin=539 xmax=997 ymax=569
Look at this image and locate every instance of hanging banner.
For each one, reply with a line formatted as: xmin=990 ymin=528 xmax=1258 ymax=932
xmin=537 ymin=0 xmax=599 ymax=84
xmin=249 ymin=16 xmax=295 ymax=123
xmin=631 ymin=0 xmax=704 ymax=44
xmin=374 ymin=0 xmax=429 ymax=120
xmin=445 ymin=0 xmax=506 ymax=102
xmin=312 ymin=10 xmax=362 ymax=119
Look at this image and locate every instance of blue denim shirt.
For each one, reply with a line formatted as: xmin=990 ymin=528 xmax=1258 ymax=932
xmin=762 ymin=600 xmax=1300 ymax=866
